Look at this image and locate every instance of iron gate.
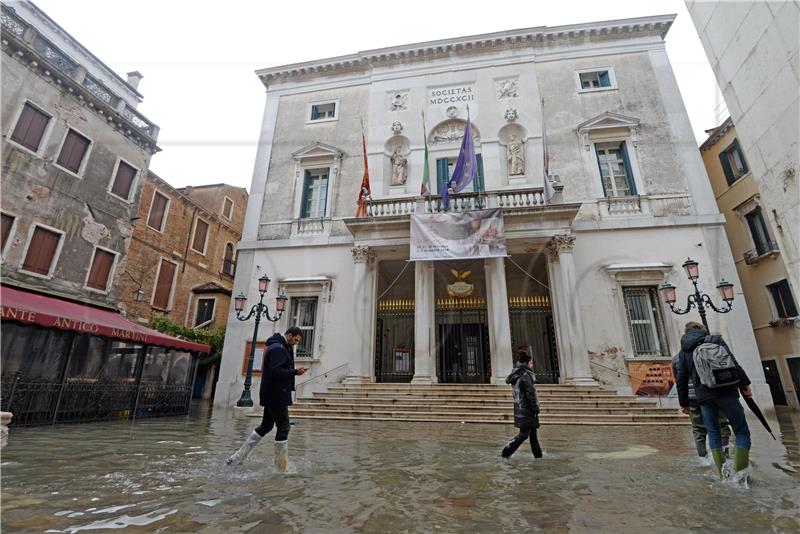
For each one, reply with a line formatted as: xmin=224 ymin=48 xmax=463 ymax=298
xmin=375 ymin=300 xmax=415 ymax=383
xmin=508 ymin=296 xmax=559 ymax=384
xmin=436 ymin=299 xmax=490 ymax=383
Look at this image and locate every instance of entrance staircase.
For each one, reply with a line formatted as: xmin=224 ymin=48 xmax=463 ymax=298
xmin=284 ymin=383 xmax=687 ymax=425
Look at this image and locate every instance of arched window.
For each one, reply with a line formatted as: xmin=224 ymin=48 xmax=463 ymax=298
xmin=222 ymin=243 xmax=235 ymax=276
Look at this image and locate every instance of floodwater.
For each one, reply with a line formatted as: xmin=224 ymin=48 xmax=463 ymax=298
xmin=2 ymin=406 xmax=799 ymax=533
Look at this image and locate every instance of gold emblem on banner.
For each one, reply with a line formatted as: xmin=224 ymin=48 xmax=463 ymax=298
xmin=447 ymin=269 xmax=475 ymax=298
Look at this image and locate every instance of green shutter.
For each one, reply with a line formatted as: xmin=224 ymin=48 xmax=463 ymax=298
xmin=620 ymin=142 xmax=637 ymax=195
xmin=299 ymin=170 xmax=311 ymax=218
xmin=719 ymin=147 xmax=735 ymax=186
xmin=473 ymin=154 xmax=485 ymax=193
xmin=436 ymin=158 xmax=449 ymax=211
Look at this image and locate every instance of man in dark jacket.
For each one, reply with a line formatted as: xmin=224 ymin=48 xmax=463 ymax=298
xmin=675 ymin=322 xmax=752 ymax=478
xmin=501 ymin=351 xmax=543 ymax=459
xmin=671 ymin=352 xmax=732 ymax=458
xmin=227 ymin=326 xmax=307 ymax=470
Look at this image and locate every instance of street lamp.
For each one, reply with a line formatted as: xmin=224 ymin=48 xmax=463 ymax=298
xmin=234 ymin=275 xmax=288 ymax=407
xmin=659 ymin=257 xmax=734 ymax=330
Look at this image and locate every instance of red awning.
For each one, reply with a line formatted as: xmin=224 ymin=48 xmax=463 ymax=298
xmin=0 ymin=286 xmax=210 ymax=353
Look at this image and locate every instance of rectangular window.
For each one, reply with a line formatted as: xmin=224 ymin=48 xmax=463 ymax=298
xmin=10 ymin=103 xmax=50 ymax=152
xmin=623 ymin=286 xmax=669 ymax=357
xmin=768 ymin=279 xmax=798 ymax=318
xmin=745 ymin=207 xmax=773 ymax=255
xmin=21 ymin=226 xmax=62 ymax=276
xmin=595 ymin=142 xmax=636 ymax=197
xmin=300 ymin=169 xmax=329 ymax=219
xmin=110 ymin=161 xmax=137 ymax=201
xmin=56 ymin=129 xmax=91 ymax=174
xmin=147 ymin=191 xmax=169 ymax=231
xmin=719 ymin=139 xmax=749 ymax=185
xmin=289 ymin=297 xmax=318 ymax=358
xmin=222 ymin=197 xmax=234 ymax=219
xmin=191 ymin=218 xmax=209 ymax=253
xmin=309 ymin=102 xmax=336 ymax=121
xmin=86 ymin=248 xmax=116 ymax=291
xmin=1 ymin=213 xmax=15 ymax=254
xmin=194 ymin=298 xmax=215 ymax=327
xmin=579 ymin=70 xmax=611 ymax=89
xmin=153 ymin=259 xmax=177 ymax=309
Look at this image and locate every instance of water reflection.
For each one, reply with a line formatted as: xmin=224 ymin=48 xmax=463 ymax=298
xmin=2 ymin=406 xmax=799 ymax=532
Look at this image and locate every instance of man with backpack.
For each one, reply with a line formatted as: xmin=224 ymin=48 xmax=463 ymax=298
xmin=675 ymin=322 xmax=753 ymax=478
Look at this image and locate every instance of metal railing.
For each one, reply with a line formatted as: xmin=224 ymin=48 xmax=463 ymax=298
xmin=743 ymin=241 xmax=780 ymax=264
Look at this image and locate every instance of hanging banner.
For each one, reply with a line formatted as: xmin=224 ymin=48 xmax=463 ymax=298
xmin=410 ymin=208 xmax=507 ymax=261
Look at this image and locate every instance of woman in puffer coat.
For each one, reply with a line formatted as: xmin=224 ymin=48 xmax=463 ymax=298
xmin=501 ymin=351 xmax=543 ymax=459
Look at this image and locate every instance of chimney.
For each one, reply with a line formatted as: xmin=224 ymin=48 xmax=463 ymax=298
xmin=126 ymin=71 xmax=144 ymax=90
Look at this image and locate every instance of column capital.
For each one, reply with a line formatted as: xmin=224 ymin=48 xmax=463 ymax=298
xmin=546 ymin=235 xmax=576 ymax=257
xmin=351 ymin=245 xmax=376 ymax=264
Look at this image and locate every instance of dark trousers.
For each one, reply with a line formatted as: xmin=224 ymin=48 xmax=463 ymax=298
xmin=255 ymin=405 xmax=290 ymax=441
xmin=502 ymin=427 xmax=542 ymax=458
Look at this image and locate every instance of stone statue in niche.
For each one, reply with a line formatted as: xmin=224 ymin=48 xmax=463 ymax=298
xmin=507 ymin=134 xmax=525 ymax=176
xmin=390 ymin=148 xmax=408 ymax=186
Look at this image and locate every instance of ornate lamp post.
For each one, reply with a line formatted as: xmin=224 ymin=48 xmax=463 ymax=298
xmin=658 ymin=258 xmax=735 ymax=330
xmin=233 ymin=274 xmax=288 ymax=407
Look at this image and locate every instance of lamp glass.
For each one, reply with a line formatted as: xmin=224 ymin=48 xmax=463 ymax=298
xmin=659 ymin=282 xmax=677 ymax=305
xmin=682 ymin=258 xmax=699 ymax=280
xmin=717 ymin=279 xmax=734 ymax=302
xmin=234 ymin=292 xmax=247 ymax=312
xmin=258 ymin=275 xmax=271 ymax=294
xmin=276 ymin=293 xmax=288 ymax=312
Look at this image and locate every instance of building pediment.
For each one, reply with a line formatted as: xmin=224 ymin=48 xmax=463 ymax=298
xmin=292 ymin=142 xmax=343 ymax=161
xmin=577 ymin=112 xmax=641 ymax=150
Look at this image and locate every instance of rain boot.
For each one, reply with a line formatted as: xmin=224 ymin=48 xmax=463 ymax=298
xmin=733 ymin=447 xmax=750 ymax=473
xmin=694 ymin=440 xmax=708 ymax=458
xmin=710 ymin=448 xmax=725 ymax=478
xmin=226 ymin=431 xmax=262 ymax=466
xmin=274 ymin=440 xmax=289 ymax=472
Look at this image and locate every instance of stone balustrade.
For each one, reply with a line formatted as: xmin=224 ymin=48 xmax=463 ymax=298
xmin=0 ymin=411 xmax=12 ymax=449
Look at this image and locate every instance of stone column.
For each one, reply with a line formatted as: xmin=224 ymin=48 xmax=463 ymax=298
xmin=547 ymin=235 xmax=597 ymax=385
xmin=412 ymin=260 xmax=437 ymax=384
xmin=545 ymin=251 xmax=568 ymax=384
xmin=485 ymin=257 xmax=514 ymax=384
xmin=344 ymin=245 xmax=376 ymax=384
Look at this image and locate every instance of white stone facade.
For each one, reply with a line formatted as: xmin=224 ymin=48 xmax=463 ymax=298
xmin=214 ymin=15 xmax=772 ymax=409
xmin=687 ymin=0 xmax=800 ymax=294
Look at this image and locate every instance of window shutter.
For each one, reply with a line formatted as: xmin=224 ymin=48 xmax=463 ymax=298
xmin=111 ymin=162 xmax=137 ymax=199
xmin=719 ymin=148 xmax=735 ymax=185
xmin=87 ymin=249 xmax=115 ymax=290
xmin=192 ymin=219 xmax=208 ymax=252
xmin=23 ymin=227 xmax=60 ymax=275
xmin=473 ymin=154 xmax=485 ymax=193
xmin=148 ymin=192 xmax=168 ymax=230
xmin=300 ymin=170 xmax=311 ymax=218
xmin=153 ymin=260 xmax=176 ymax=309
xmin=594 ymin=147 xmax=609 ymax=197
xmin=732 ymin=139 xmax=748 ymax=175
xmin=1 ymin=213 xmax=14 ymax=251
xmin=11 ymin=104 xmax=49 ymax=151
xmin=436 ymin=158 xmax=449 ymax=193
xmin=619 ymin=142 xmax=637 ymax=195
xmin=57 ymin=130 xmax=90 ymax=173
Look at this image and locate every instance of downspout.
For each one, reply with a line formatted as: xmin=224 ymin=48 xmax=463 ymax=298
xmin=182 ymin=207 xmax=197 ymax=273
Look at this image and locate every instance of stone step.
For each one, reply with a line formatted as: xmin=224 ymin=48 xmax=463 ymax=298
xmin=293 ymin=402 xmax=671 ymax=415
xmin=330 ymin=384 xmax=602 ymax=391
xmin=302 ymin=397 xmax=660 ymax=408
xmin=286 ymin=414 xmax=688 ymax=426
xmin=285 ymin=408 xmax=686 ymax=424
xmin=318 ymin=392 xmax=636 ymax=401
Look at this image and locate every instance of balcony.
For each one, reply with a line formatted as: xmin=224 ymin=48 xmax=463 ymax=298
xmin=743 ymin=241 xmax=780 ymax=265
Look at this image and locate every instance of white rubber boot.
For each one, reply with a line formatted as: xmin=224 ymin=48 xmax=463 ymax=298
xmin=226 ymin=431 xmax=262 ymax=466
xmin=274 ymin=440 xmax=289 ymax=472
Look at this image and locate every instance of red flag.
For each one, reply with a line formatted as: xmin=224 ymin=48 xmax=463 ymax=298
xmin=356 ymin=127 xmax=371 ymax=218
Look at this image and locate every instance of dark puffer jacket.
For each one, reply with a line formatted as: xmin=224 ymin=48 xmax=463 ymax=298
xmin=675 ymin=329 xmax=750 ymax=407
xmin=259 ymin=333 xmax=298 ymax=408
xmin=506 ymin=363 xmax=540 ymax=428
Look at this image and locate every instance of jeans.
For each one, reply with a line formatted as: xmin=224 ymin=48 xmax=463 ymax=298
xmin=689 ymin=404 xmax=731 ymax=454
xmin=502 ymin=427 xmax=543 ymax=458
xmin=255 ymin=405 xmax=291 ymax=441
xmin=700 ymin=396 xmax=751 ymax=450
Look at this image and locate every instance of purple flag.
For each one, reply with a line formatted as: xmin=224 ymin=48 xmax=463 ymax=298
xmin=442 ymin=113 xmax=478 ymax=210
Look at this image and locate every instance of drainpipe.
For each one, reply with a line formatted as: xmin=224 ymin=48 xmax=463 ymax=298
xmin=182 ymin=207 xmax=198 ymax=273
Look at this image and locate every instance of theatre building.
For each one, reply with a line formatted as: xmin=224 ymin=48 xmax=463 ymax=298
xmin=215 ymin=15 xmax=771 ymax=407
xmin=0 ymin=2 xmax=208 ymax=425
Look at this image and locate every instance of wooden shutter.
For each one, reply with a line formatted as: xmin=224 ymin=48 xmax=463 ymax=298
xmin=619 ymin=142 xmax=637 ymax=195
xmin=719 ymin=147 xmax=735 ymax=185
xmin=22 ymin=227 xmax=61 ymax=275
xmin=153 ymin=260 xmax=176 ymax=309
xmin=1 ymin=213 xmax=14 ymax=251
xmin=192 ymin=219 xmax=209 ymax=253
xmin=111 ymin=161 xmax=137 ymax=200
xmin=56 ymin=130 xmax=90 ymax=173
xmin=147 ymin=192 xmax=168 ymax=230
xmin=223 ymin=197 xmax=233 ymax=218
xmin=11 ymin=103 xmax=49 ymax=151
xmin=300 ymin=171 xmax=311 ymax=218
xmin=87 ymin=249 xmax=115 ymax=290
xmin=473 ymin=154 xmax=485 ymax=193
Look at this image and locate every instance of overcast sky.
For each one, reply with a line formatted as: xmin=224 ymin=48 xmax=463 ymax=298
xmin=31 ymin=0 xmax=724 ymax=191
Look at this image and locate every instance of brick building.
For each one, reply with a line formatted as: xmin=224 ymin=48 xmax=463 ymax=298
xmin=118 ymin=173 xmax=248 ymax=331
